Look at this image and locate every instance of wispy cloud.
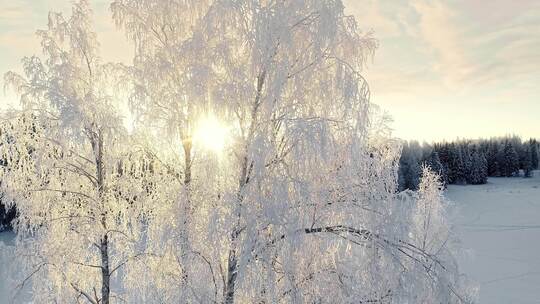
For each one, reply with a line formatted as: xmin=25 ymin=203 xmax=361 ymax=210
xmin=1 ymin=0 xmax=538 ymax=141
xmin=410 ymin=0 xmax=473 ymax=86
xmin=410 ymin=0 xmax=540 ymax=89
xmin=344 ymin=0 xmax=540 ymax=141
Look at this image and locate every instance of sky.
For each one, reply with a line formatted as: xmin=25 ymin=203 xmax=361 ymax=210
xmin=0 ymin=0 xmax=539 ymax=142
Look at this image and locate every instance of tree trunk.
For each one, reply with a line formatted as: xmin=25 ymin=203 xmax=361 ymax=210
xmin=223 ymin=244 xmax=238 ymax=304
xmin=223 ymin=156 xmax=251 ymax=304
xmin=180 ymin=138 xmax=193 ymax=292
xmin=223 ymin=71 xmax=266 ymax=304
xmin=92 ymin=129 xmax=111 ymax=304
xmin=183 ymin=139 xmax=192 ymax=187
xmin=100 ymin=235 xmax=111 ymax=304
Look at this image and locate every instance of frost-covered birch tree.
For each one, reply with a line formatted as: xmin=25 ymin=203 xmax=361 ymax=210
xmin=0 ymin=1 xmax=164 ymax=303
xmin=109 ymin=1 xmax=218 ymax=300
xmin=406 ymin=167 xmax=475 ymax=303
xmin=111 ymin=0 xmax=473 ymax=303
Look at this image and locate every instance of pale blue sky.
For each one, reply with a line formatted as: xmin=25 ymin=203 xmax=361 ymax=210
xmin=0 ymin=0 xmax=539 ymax=142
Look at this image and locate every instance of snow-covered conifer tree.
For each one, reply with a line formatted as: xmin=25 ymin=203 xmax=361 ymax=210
xmin=486 ymin=140 xmax=500 ymax=176
xmin=467 ymin=149 xmax=488 ymax=184
xmin=522 ymin=144 xmax=533 ymax=178
xmin=448 ymin=144 xmax=466 ymax=184
xmin=530 ymin=139 xmax=539 ymax=170
xmin=398 ymin=142 xmax=422 ymax=191
xmin=425 ymin=151 xmax=448 ymax=187
xmin=503 ymin=141 xmax=520 ymax=177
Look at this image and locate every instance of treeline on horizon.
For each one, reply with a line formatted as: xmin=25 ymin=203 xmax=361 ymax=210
xmin=399 ymin=136 xmax=540 ymax=191
xmin=2 ymin=135 xmax=539 ymax=230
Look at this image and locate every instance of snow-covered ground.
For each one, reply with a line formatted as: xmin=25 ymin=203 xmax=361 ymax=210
xmin=1 ymin=231 xmax=31 ymax=304
xmin=448 ymin=171 xmax=540 ymax=304
xmin=1 ymin=172 xmax=539 ymax=303
xmin=0 ymin=230 xmax=18 ymax=303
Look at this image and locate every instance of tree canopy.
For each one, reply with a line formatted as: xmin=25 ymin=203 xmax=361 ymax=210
xmin=1 ymin=1 xmax=474 ymax=303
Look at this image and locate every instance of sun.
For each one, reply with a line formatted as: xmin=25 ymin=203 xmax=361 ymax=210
xmin=193 ymin=114 xmax=229 ymax=153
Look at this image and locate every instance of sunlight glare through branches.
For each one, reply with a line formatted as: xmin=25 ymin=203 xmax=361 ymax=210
xmin=193 ymin=113 xmax=229 ymax=153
